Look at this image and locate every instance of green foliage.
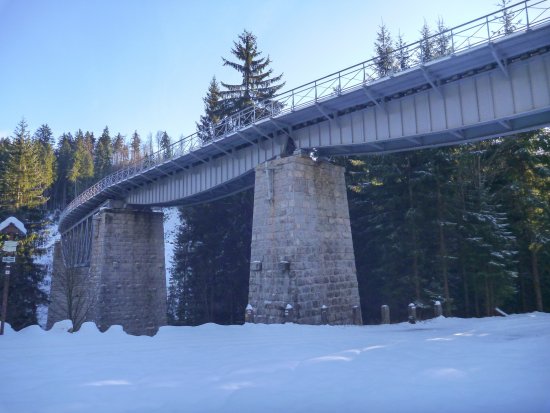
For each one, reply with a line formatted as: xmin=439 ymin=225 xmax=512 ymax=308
xmin=94 ymin=127 xmax=112 ymax=179
xmin=0 ymin=225 xmax=48 ymax=330
xmin=168 ymin=190 xmax=253 ymax=325
xmin=374 ymin=24 xmax=396 ymax=77
xmin=197 ymin=77 xmax=223 ymax=143
xmin=220 ymin=30 xmax=285 ymax=115
xmin=348 ymin=132 xmax=549 ymax=322
xmin=0 ymin=120 xmax=50 ymax=211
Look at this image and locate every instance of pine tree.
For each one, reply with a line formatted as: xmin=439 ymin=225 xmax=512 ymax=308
xmin=395 ymin=32 xmax=410 ymax=71
xmin=374 ymin=23 xmax=396 ymax=77
xmin=221 ymin=30 xmax=285 ymax=115
xmin=1 ymin=120 xmax=49 ymax=211
xmin=33 ymin=124 xmax=56 ymax=208
xmin=68 ymin=130 xmax=94 ymax=197
xmin=197 ymin=77 xmax=223 ymax=144
xmin=112 ymin=133 xmax=126 ymax=167
xmin=497 ymin=0 xmax=518 ymax=36
xmin=434 ymin=18 xmax=451 ymax=57
xmin=168 ymin=190 xmax=253 ymax=325
xmin=94 ymin=127 xmax=112 ymax=179
xmin=130 ymin=130 xmax=141 ymax=162
xmin=489 ymin=131 xmax=550 ymax=312
xmin=160 ymin=131 xmax=171 ymax=159
xmin=418 ymin=22 xmax=434 ymax=62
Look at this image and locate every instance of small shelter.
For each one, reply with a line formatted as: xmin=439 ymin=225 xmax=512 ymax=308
xmin=0 ymin=217 xmax=27 ymax=241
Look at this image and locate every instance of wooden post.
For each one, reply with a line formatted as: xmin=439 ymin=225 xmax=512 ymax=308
xmin=0 ymin=269 xmax=9 ymax=335
xmin=408 ymin=303 xmax=417 ymax=324
xmin=381 ymin=305 xmax=390 ymax=324
xmin=434 ymin=301 xmax=443 ymax=317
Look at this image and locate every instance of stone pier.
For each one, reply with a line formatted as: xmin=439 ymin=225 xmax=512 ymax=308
xmin=248 ymin=153 xmax=362 ymax=324
xmin=48 ymin=205 xmax=167 ymax=335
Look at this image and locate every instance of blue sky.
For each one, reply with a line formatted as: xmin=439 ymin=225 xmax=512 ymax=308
xmin=0 ymin=0 xmax=498 ymax=143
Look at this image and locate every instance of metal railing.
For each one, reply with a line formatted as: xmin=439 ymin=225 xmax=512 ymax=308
xmin=60 ymin=0 xmax=550 ymax=226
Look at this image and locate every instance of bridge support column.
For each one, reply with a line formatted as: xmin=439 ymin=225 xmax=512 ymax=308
xmin=89 ymin=206 xmax=167 ymax=335
xmin=248 ymin=152 xmax=362 ymax=325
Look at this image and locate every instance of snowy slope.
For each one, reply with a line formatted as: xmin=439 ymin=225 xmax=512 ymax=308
xmin=163 ymin=207 xmax=180 ymax=286
xmin=35 ymin=218 xmax=60 ymax=327
xmin=1 ymin=313 xmax=549 ymax=413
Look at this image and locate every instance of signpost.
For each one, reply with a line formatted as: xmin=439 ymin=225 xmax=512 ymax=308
xmin=0 ymin=216 xmax=27 ymax=335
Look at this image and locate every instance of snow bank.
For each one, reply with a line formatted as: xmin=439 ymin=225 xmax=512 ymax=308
xmin=1 ymin=313 xmax=549 ymax=413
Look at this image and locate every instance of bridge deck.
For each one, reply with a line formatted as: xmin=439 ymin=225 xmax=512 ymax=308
xmin=59 ymin=5 xmax=550 ymax=233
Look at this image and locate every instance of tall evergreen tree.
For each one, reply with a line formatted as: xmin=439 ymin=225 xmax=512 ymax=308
xmin=130 ymin=130 xmax=141 ymax=162
xmin=220 ymin=30 xmax=285 ymax=115
xmin=395 ymin=32 xmax=410 ymax=71
xmin=168 ymin=190 xmax=253 ymax=325
xmin=418 ymin=22 xmax=434 ymax=62
xmin=160 ymin=131 xmax=171 ymax=159
xmin=94 ymin=127 xmax=112 ymax=179
xmin=0 ymin=120 xmax=49 ymax=211
xmin=68 ymin=130 xmax=94 ymax=197
xmin=497 ymin=0 xmax=518 ymax=35
xmin=197 ymin=77 xmax=223 ymax=144
xmin=374 ymin=23 xmax=396 ymax=77
xmin=33 ymin=124 xmax=56 ymax=208
xmin=112 ymin=133 xmax=126 ymax=166
xmin=434 ymin=18 xmax=451 ymax=57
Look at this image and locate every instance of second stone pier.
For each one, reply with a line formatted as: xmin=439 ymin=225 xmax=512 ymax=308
xmin=248 ymin=153 xmax=362 ymax=324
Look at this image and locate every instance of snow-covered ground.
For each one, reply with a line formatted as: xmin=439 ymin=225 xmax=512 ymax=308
xmin=1 ymin=313 xmax=549 ymax=413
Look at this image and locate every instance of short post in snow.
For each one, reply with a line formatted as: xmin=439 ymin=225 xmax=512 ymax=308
xmin=284 ymin=304 xmax=294 ymax=323
xmin=381 ymin=305 xmax=390 ymax=324
xmin=352 ymin=305 xmax=361 ymax=325
xmin=434 ymin=301 xmax=443 ymax=317
xmin=245 ymin=304 xmax=255 ymax=323
xmin=321 ymin=305 xmax=328 ymax=325
xmin=408 ymin=303 xmax=417 ymax=324
xmin=0 ymin=216 xmax=27 ymax=335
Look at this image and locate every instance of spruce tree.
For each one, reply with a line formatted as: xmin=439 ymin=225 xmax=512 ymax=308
xmin=112 ymin=133 xmax=126 ymax=167
xmin=220 ymin=30 xmax=285 ymax=115
xmin=130 ymin=131 xmax=141 ymax=161
xmin=33 ymin=124 xmax=56 ymax=208
xmin=434 ymin=18 xmax=451 ymax=57
xmin=68 ymin=130 xmax=94 ymax=197
xmin=1 ymin=120 xmax=49 ymax=211
xmin=418 ymin=22 xmax=434 ymax=62
xmin=197 ymin=77 xmax=223 ymax=144
xmin=497 ymin=0 xmax=518 ymax=35
xmin=374 ymin=23 xmax=396 ymax=77
xmin=395 ymin=32 xmax=410 ymax=71
xmin=94 ymin=127 xmax=112 ymax=179
xmin=160 ymin=131 xmax=171 ymax=159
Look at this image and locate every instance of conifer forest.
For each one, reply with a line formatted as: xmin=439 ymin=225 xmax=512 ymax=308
xmin=1 ymin=23 xmax=549 ymax=330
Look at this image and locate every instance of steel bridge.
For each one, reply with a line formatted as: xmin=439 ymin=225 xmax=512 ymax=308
xmin=59 ymin=0 xmax=550 ymax=266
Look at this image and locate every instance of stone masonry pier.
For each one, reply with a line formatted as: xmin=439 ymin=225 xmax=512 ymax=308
xmin=48 ymin=205 xmax=167 ymax=335
xmin=248 ymin=153 xmax=362 ymax=324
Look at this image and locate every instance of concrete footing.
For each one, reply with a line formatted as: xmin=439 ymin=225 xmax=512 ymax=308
xmin=247 ymin=153 xmax=362 ymax=325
